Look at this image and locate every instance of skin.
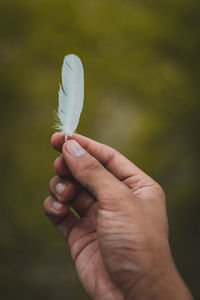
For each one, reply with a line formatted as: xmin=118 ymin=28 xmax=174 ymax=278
xmin=44 ymin=132 xmax=193 ymax=300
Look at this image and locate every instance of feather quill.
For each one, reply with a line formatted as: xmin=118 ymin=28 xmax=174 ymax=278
xmin=57 ymin=54 xmax=84 ymax=140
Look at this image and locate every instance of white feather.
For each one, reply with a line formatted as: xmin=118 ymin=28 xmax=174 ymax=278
xmin=58 ymin=54 xmax=84 ymax=139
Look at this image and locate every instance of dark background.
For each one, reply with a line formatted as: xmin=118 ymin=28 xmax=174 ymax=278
xmin=0 ymin=0 xmax=199 ymax=299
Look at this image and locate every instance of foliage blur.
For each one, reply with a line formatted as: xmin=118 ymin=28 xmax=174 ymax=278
xmin=0 ymin=0 xmax=199 ymax=299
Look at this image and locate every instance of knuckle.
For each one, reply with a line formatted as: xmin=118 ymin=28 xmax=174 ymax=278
xmin=43 ymin=196 xmax=62 ymax=217
xmin=43 ymin=196 xmax=51 ymax=213
xmin=83 ymin=158 xmax=103 ymax=176
xmin=48 ymin=176 xmax=58 ymax=193
xmin=154 ymin=182 xmax=166 ymax=200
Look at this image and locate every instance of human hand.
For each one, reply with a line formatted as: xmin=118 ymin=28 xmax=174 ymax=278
xmin=44 ymin=133 xmax=192 ymax=300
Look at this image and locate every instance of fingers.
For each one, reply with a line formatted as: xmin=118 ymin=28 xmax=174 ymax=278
xmin=43 ymin=195 xmax=78 ymax=239
xmin=51 ymin=132 xmax=147 ymax=181
xmin=44 ymin=175 xmax=96 ymax=240
xmin=49 ymin=175 xmax=80 ymax=203
xmin=72 ymin=190 xmax=96 ymax=217
xmin=72 ymin=134 xmax=147 ymax=180
xmin=51 ymin=132 xmax=65 ymax=152
xmin=49 ymin=175 xmax=96 ymax=217
xmin=61 ymin=139 xmax=134 ymax=210
xmin=43 ymin=195 xmax=69 ymax=225
xmin=54 ymin=156 xmax=71 ymax=177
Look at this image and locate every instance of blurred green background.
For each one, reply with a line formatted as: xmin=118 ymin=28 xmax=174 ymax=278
xmin=0 ymin=0 xmax=199 ymax=299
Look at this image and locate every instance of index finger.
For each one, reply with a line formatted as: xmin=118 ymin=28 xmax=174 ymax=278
xmin=51 ymin=132 xmax=65 ymax=152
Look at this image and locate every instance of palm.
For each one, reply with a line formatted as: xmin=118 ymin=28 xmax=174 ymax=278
xmin=58 ymin=195 xmax=123 ymax=300
xmin=57 ymin=174 xmax=166 ymax=300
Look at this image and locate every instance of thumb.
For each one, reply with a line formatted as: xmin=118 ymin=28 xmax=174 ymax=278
xmin=62 ymin=139 xmax=132 ymax=210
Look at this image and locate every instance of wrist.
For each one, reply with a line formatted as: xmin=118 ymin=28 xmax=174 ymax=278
xmin=126 ymin=242 xmax=193 ymax=300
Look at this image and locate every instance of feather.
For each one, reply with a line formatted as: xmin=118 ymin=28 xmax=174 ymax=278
xmin=57 ymin=54 xmax=84 ymax=140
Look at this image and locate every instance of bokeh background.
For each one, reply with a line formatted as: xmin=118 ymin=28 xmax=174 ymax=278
xmin=0 ymin=0 xmax=199 ymax=299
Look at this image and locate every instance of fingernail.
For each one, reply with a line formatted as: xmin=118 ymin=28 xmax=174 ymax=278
xmin=52 ymin=201 xmax=63 ymax=210
xmin=65 ymin=140 xmax=85 ymax=157
xmin=55 ymin=183 xmax=66 ymax=195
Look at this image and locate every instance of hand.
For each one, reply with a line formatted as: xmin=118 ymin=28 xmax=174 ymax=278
xmin=44 ymin=133 xmax=193 ymax=300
